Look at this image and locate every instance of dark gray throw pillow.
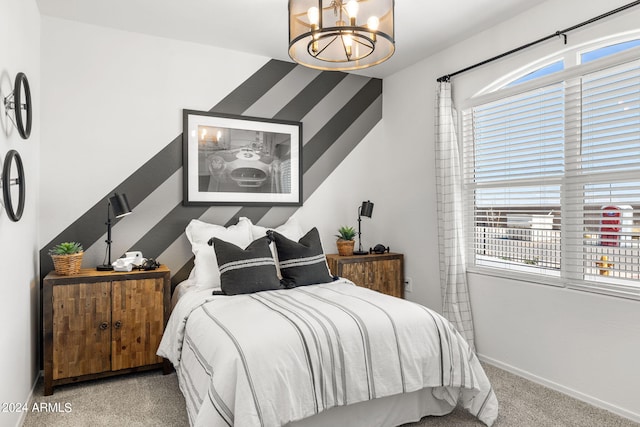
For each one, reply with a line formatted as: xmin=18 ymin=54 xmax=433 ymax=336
xmin=211 ymin=236 xmax=282 ymax=295
xmin=268 ymin=227 xmax=333 ymax=287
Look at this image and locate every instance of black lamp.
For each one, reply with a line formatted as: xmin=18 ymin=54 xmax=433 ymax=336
xmin=97 ymin=193 xmax=133 ymax=271
xmin=354 ymin=200 xmax=374 ymax=255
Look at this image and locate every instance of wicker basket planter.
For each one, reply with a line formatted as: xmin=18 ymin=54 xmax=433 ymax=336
xmin=51 ymin=252 xmax=84 ymax=275
xmin=336 ymin=239 xmax=355 ymax=256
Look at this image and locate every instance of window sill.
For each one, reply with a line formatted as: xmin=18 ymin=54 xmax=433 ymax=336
xmin=466 ymin=265 xmax=640 ymax=301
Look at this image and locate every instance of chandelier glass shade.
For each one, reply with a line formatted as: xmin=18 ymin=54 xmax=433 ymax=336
xmin=288 ymin=0 xmax=395 ymax=71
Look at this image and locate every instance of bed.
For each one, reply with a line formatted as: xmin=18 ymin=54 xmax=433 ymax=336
xmin=157 ymin=217 xmax=498 ymax=427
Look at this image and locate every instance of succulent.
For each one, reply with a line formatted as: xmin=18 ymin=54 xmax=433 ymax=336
xmin=49 ymin=242 xmax=84 ymax=255
xmin=335 ymin=226 xmax=357 ymax=241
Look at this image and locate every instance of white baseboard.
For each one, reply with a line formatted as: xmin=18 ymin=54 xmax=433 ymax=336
xmin=16 ymin=371 xmax=41 ymax=427
xmin=478 ymin=354 xmax=640 ymax=424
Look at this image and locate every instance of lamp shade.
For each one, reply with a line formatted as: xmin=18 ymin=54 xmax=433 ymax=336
xmin=360 ymin=200 xmax=374 ymax=218
xmin=109 ymin=193 xmax=132 ymax=218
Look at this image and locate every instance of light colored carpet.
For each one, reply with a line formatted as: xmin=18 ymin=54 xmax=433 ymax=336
xmin=23 ymin=363 xmax=638 ymax=427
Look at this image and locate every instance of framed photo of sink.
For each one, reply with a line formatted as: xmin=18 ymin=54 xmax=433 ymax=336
xmin=183 ymin=110 xmax=302 ymax=206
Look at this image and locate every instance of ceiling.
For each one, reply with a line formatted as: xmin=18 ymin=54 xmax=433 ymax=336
xmin=35 ymin=0 xmax=548 ymax=78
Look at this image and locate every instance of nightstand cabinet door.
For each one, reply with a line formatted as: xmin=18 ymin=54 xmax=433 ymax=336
xmin=52 ymin=281 xmax=111 ymax=380
xmin=326 ymin=253 xmax=404 ymax=298
xmin=111 ymin=278 xmax=165 ymax=370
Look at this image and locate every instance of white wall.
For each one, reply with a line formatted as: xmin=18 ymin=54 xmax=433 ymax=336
xmin=376 ymin=0 xmax=640 ymax=421
xmin=0 ymin=1 xmax=40 ymax=426
xmin=39 ymin=17 xmax=383 ymax=270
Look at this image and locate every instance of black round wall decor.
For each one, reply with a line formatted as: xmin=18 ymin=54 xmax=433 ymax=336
xmin=13 ymin=73 xmax=32 ymax=140
xmin=2 ymin=150 xmax=25 ymax=222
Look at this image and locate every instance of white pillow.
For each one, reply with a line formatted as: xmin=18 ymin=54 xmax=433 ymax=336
xmin=185 ymin=217 xmax=253 ymax=289
xmin=247 ymin=215 xmax=304 ymax=242
xmin=242 ymin=216 xmax=304 ymax=278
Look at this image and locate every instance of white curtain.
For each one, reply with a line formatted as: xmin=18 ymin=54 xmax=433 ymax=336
xmin=435 ymin=81 xmax=476 ymax=351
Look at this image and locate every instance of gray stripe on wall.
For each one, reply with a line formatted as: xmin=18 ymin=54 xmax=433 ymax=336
xmin=131 ymin=204 xmax=209 ymax=259
xmin=303 ymin=79 xmax=383 ymax=173
xmin=303 ymin=96 xmax=383 ymax=200
xmin=243 ymin=66 xmax=321 ymax=118
xmin=211 ymin=60 xmax=298 ymax=115
xmin=274 ymin=72 xmax=348 ymax=122
xmin=300 ymin=74 xmax=369 ymax=144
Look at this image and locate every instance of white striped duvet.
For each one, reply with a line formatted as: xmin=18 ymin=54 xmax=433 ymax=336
xmin=157 ymin=279 xmax=498 ymax=427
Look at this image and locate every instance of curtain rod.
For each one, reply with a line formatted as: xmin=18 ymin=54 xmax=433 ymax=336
xmin=436 ymin=0 xmax=640 ymax=83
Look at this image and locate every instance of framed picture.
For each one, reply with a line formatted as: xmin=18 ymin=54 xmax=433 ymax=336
xmin=183 ymin=110 xmax=302 ymax=206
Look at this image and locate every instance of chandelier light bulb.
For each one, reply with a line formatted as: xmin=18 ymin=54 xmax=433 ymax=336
xmin=307 ymin=6 xmax=319 ymax=26
xmin=367 ymin=15 xmax=379 ymax=42
xmin=346 ymin=0 xmax=359 ymax=25
xmin=307 ymin=6 xmax=320 ymax=53
xmin=367 ymin=15 xmax=379 ymax=31
xmin=343 ymin=33 xmax=353 ymax=58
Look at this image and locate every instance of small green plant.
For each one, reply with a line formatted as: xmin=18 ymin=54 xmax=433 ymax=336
xmin=335 ymin=226 xmax=356 ymax=241
xmin=49 ymin=242 xmax=84 ymax=255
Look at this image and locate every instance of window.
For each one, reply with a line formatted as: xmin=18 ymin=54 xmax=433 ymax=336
xmin=581 ymin=39 xmax=640 ymax=64
xmin=505 ymin=60 xmax=564 ymax=87
xmin=463 ymin=39 xmax=640 ymax=299
xmin=463 ymin=84 xmax=564 ymax=277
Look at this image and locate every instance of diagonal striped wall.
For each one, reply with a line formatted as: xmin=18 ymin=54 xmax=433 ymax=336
xmin=39 ymin=59 xmax=382 ymax=287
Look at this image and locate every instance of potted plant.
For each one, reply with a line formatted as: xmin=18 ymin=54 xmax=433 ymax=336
xmin=49 ymin=242 xmax=84 ymax=275
xmin=335 ymin=226 xmax=356 ymax=256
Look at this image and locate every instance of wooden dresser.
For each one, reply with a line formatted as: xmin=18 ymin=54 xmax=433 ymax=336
xmin=42 ymin=265 xmax=171 ymax=395
xmin=326 ymin=253 xmax=404 ymax=298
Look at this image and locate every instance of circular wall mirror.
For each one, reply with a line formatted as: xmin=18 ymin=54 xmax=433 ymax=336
xmin=2 ymin=150 xmax=25 ymax=222
xmin=13 ymin=73 xmax=32 ymax=140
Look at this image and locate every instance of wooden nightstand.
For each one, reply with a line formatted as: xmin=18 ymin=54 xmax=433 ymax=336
xmin=326 ymin=253 xmax=404 ymax=298
xmin=42 ymin=265 xmax=171 ymax=395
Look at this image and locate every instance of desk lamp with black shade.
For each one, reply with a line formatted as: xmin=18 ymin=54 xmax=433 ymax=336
xmin=354 ymin=200 xmax=374 ymax=255
xmin=97 ymin=192 xmax=132 ymax=271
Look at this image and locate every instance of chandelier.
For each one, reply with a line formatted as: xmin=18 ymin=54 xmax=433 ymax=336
xmin=288 ymin=0 xmax=395 ymax=71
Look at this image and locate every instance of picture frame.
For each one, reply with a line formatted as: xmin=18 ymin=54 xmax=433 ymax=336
xmin=183 ymin=110 xmax=302 ymax=206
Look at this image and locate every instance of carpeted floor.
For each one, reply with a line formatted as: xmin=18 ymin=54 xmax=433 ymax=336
xmin=22 ymin=363 xmax=638 ymax=427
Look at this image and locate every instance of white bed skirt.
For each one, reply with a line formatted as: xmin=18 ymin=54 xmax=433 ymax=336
xmin=287 ymin=387 xmax=455 ymax=427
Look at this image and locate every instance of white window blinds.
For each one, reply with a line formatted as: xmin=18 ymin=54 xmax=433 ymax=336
xmin=564 ymin=59 xmax=640 ymax=294
xmin=463 ymin=55 xmax=640 ymax=298
xmin=463 ymin=84 xmax=563 ymax=277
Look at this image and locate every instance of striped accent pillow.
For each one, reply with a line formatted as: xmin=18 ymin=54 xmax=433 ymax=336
xmin=211 ymin=236 xmax=282 ymax=295
xmin=268 ymin=227 xmax=334 ymax=287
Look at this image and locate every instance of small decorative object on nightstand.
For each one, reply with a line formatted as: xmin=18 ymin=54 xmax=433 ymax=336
xmin=335 ymin=225 xmax=356 ymax=256
xmin=42 ymin=265 xmax=171 ymax=395
xmin=326 ymin=252 xmax=404 ymax=298
xmin=49 ymin=242 xmax=84 ymax=276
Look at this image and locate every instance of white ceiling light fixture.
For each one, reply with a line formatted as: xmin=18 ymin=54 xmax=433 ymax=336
xmin=288 ymin=0 xmax=395 ymax=71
